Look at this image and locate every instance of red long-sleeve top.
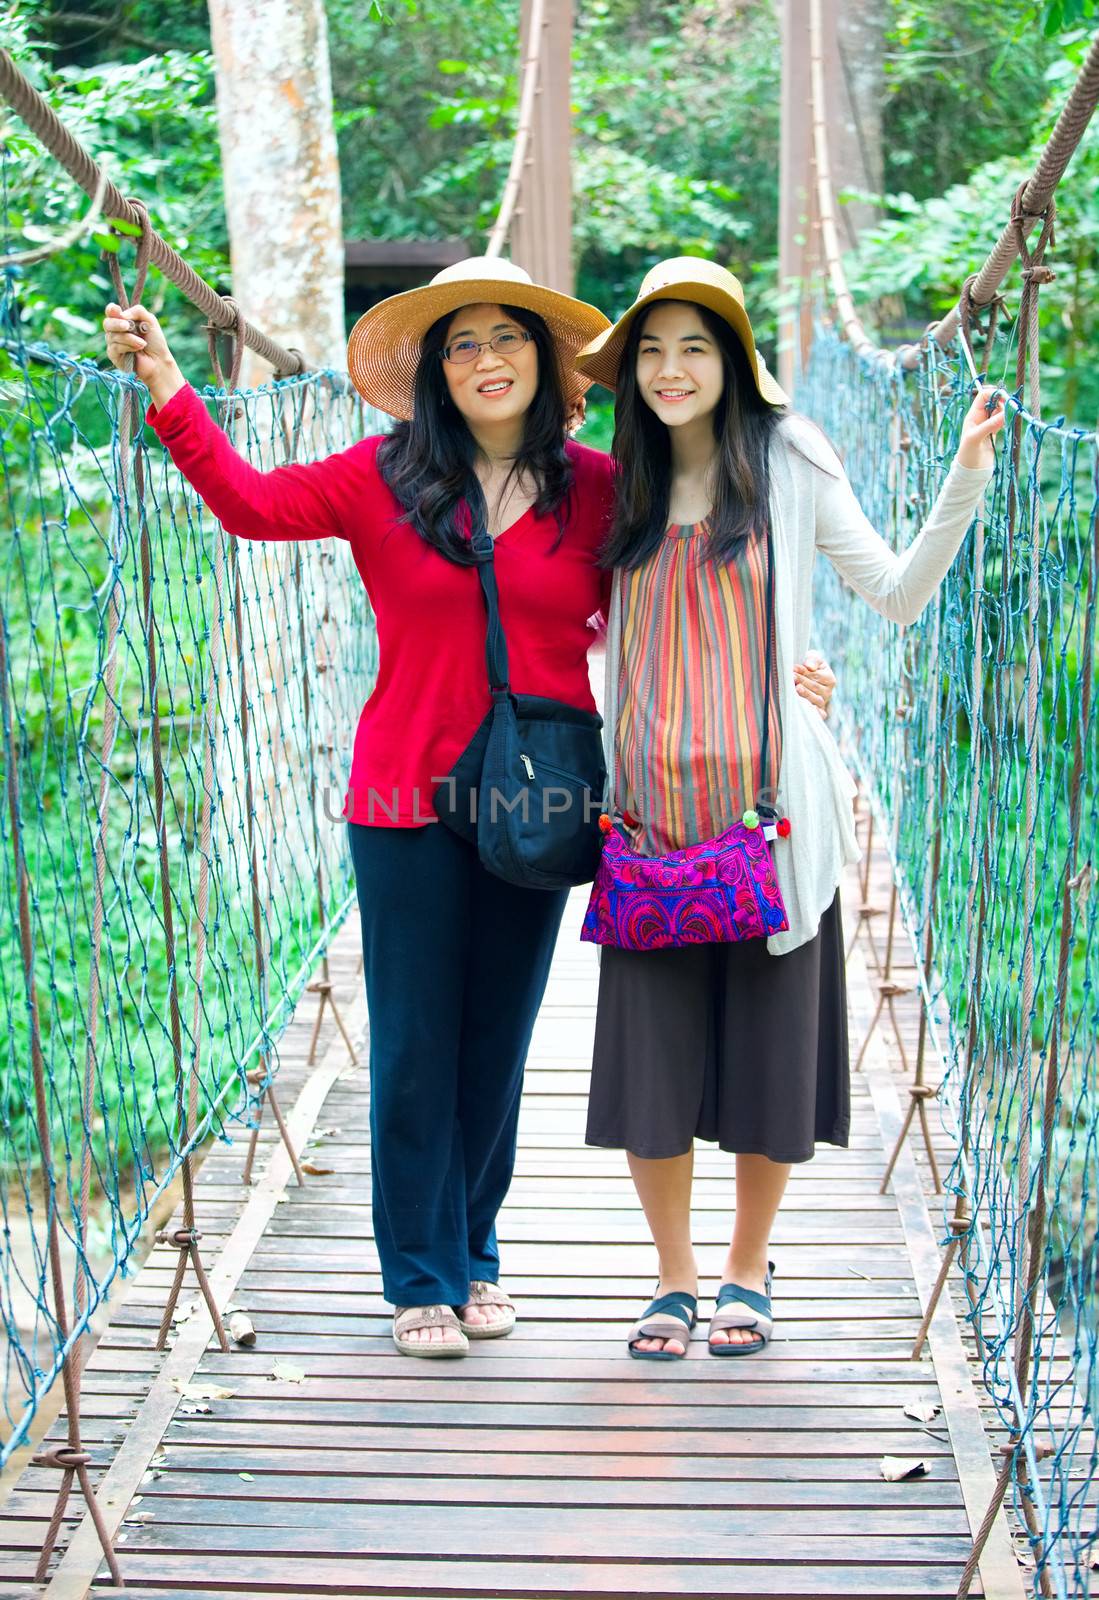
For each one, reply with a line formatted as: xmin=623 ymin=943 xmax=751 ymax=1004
xmin=148 ymin=383 xmax=614 ymax=826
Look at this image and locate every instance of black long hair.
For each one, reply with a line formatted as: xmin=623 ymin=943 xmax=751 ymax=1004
xmin=376 ymin=303 xmax=573 ymax=565
xmin=600 ymin=302 xmax=785 ymax=570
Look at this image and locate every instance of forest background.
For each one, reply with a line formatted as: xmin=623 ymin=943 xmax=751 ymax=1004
xmin=4 ymin=0 xmax=1098 ymax=440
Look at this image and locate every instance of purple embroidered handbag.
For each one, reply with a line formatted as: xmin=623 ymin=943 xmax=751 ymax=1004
xmin=581 ymin=523 xmax=790 ymax=952
xmin=580 ymin=814 xmax=789 ymax=951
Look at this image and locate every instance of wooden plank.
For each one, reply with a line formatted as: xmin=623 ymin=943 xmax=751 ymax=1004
xmin=77 ymin=1564 xmax=986 ymax=1599
xmin=104 ymin=1517 xmax=976 ymax=1561
xmin=8 ymin=1476 xmax=968 ymax=1511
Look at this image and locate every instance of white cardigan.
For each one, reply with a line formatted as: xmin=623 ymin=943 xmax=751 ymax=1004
xmin=603 ymin=412 xmax=994 ymax=956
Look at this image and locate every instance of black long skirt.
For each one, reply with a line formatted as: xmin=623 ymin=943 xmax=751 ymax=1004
xmin=585 ymin=893 xmax=850 ymax=1165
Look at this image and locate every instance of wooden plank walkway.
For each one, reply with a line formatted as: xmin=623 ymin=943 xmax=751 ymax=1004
xmin=0 ymin=846 xmax=1030 ymax=1599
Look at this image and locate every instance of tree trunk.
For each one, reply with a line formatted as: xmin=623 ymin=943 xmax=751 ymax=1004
xmin=204 ymin=0 xmax=350 ymax=1010
xmin=206 ymin=0 xmax=345 ymax=382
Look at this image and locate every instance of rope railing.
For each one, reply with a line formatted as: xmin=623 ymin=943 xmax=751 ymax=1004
xmin=0 ymin=47 xmax=307 ymax=376
xmin=0 ymin=249 xmax=378 ymax=1584
xmin=801 ymin=25 xmax=1099 ymax=1595
xmin=803 ymin=325 xmax=1098 ymax=1600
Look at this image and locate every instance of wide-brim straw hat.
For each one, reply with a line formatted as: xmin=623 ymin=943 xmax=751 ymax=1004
xmin=574 ymin=256 xmax=789 ymax=406
xmin=346 ymin=255 xmax=611 ymax=421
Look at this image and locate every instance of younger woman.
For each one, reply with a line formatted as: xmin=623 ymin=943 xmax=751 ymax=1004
xmin=574 ymin=258 xmax=1003 ymax=1358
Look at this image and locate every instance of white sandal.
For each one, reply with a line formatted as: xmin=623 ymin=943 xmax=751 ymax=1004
xmin=393 ymin=1303 xmax=470 ymax=1358
xmin=456 ymin=1280 xmax=517 ymax=1339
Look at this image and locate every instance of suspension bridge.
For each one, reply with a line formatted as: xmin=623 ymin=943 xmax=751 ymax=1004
xmin=0 ymin=5 xmax=1097 ymax=1596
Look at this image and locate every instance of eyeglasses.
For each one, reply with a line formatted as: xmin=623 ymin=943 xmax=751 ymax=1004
xmin=441 ymin=329 xmax=534 ymax=365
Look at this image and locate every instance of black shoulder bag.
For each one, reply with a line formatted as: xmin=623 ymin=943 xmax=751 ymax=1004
xmin=432 ymin=525 xmax=606 ymax=890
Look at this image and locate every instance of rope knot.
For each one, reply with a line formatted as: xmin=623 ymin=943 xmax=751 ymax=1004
xmin=1068 ymin=862 xmax=1093 ymax=899
xmin=205 ymin=295 xmax=246 ymax=395
xmin=104 ymin=197 xmax=152 ymax=311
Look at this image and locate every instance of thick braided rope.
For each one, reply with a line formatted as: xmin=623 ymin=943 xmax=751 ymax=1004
xmin=0 ymin=47 xmax=305 ymax=375
xmin=911 ymin=29 xmax=1099 ymax=362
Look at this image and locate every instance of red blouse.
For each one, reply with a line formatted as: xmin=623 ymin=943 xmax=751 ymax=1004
xmin=147 ymin=383 xmax=615 ymax=826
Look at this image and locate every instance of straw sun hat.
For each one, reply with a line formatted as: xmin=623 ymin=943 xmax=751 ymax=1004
xmin=574 ymin=256 xmax=789 ymax=406
xmin=346 ymin=255 xmax=611 ymax=421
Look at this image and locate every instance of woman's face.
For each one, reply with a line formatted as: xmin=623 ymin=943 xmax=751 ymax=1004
xmin=440 ymin=302 xmax=539 ymax=430
xmin=634 ymin=301 xmax=725 ymax=429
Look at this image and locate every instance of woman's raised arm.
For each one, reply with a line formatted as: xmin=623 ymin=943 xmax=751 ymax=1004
xmin=102 ymin=302 xmax=347 ymax=543
xmin=810 ymin=386 xmax=1005 ymax=627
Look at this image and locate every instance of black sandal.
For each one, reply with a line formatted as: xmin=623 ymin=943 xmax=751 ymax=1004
xmin=708 ymin=1263 xmax=775 ymax=1357
xmin=627 ymin=1290 xmax=698 ymax=1360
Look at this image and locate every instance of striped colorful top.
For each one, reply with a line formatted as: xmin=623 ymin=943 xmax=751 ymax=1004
xmin=615 ymin=520 xmax=781 ymax=856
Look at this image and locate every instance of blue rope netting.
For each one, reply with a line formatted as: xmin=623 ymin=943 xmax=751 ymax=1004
xmin=0 ymin=267 xmax=379 ymax=1464
xmin=802 ymin=324 xmax=1098 ymax=1598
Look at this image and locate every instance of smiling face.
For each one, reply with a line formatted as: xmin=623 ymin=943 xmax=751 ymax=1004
xmin=634 ymin=300 xmax=726 ymax=429
xmin=440 ymin=302 xmax=539 ymax=431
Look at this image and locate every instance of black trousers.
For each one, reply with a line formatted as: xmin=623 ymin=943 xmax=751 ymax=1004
xmin=349 ymin=821 xmax=568 ymax=1306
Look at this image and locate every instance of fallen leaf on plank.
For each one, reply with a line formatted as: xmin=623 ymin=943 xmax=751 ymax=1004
xmin=310 ymin=1126 xmax=341 ymax=1140
xmin=300 ymin=1159 xmax=335 ymax=1176
xmin=902 ymin=1400 xmax=942 ymax=1424
xmin=126 ymin=1510 xmax=155 ymax=1524
xmin=269 ymin=1359 xmax=305 ymax=1384
xmin=169 ymin=1298 xmax=201 ymax=1327
xmin=239 ymin=1472 xmax=255 ymax=1482
xmin=170 ymin=1379 xmax=234 ymax=1400
xmin=880 ymin=1455 xmax=930 ymax=1482
xmin=179 ymin=1401 xmax=213 ymax=1416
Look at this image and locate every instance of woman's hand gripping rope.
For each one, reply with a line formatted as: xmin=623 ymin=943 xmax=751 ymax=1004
xmin=103 ymin=302 xmax=186 ymax=411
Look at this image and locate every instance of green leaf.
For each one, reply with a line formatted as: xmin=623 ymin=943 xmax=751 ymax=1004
xmin=436 ymin=59 xmax=468 ymax=74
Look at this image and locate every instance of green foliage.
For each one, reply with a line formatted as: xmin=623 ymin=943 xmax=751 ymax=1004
xmin=3 ymin=0 xmax=225 ymax=376
xmin=2 ymin=0 xmax=1096 ymax=416
xmin=842 ymin=32 xmax=1099 ymax=423
xmin=879 ymin=1 xmax=1063 ymax=201
xmin=1035 ymin=0 xmax=1098 ymax=33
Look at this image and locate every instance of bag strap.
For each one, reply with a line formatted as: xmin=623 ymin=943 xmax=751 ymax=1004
xmin=757 ymin=521 xmax=776 ymax=816
xmin=468 ymin=526 xmax=510 ymax=695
